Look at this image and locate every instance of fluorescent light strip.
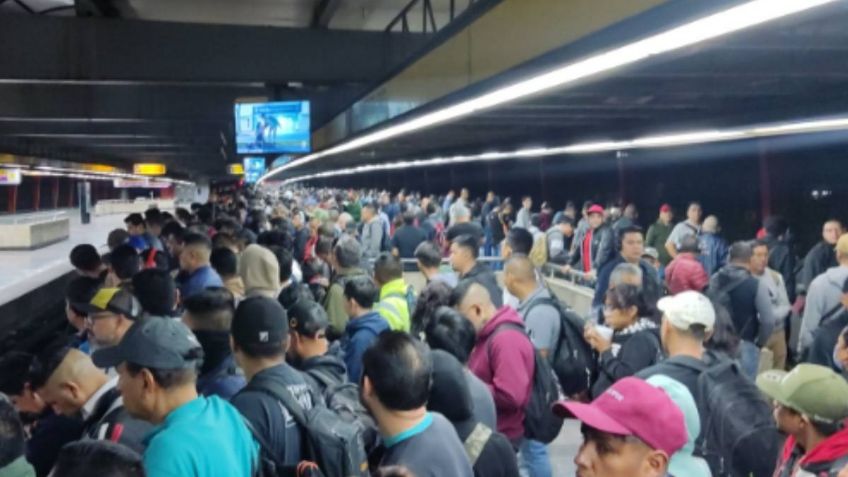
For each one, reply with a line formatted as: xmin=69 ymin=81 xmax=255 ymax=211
xmin=273 ymin=115 xmax=848 ymax=185
xmin=30 ymin=165 xmax=193 ymax=185
xmin=260 ymin=0 xmax=836 ymax=183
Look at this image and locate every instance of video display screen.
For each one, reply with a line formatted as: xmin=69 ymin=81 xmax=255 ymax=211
xmin=243 ymin=157 xmax=266 ymax=183
xmin=235 ymin=101 xmax=310 ymax=154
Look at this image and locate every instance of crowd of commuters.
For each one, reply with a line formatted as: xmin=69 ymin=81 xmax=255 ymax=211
xmin=1 ymin=187 xmax=848 ymax=477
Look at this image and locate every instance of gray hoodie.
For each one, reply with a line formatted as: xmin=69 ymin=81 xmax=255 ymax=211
xmin=799 ymin=265 xmax=848 ymax=353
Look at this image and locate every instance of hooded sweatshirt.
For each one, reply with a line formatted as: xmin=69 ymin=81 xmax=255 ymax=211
xmin=239 ymin=244 xmax=280 ymax=299
xmin=341 ymin=311 xmax=390 ymax=383
xmin=467 ymin=306 xmax=534 ymax=442
xmin=298 ymin=354 xmax=348 ymax=395
xmin=800 ymin=265 xmax=848 ymax=353
xmin=775 ymin=426 xmax=848 ymax=477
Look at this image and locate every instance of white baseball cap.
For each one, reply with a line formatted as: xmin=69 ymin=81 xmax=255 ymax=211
xmin=657 ymin=291 xmax=716 ymax=332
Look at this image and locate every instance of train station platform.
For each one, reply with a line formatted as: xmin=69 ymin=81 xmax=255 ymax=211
xmin=0 ymin=211 xmax=125 ymax=306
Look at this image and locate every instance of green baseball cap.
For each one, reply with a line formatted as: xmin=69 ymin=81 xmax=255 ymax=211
xmin=756 ymin=364 xmax=848 ymax=424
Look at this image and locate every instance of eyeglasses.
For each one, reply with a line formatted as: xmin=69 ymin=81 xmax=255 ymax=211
xmin=84 ymin=312 xmax=117 ymax=327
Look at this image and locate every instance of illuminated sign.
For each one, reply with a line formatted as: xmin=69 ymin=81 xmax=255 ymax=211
xmin=133 ymin=163 xmax=167 ymax=176
xmin=113 ymin=179 xmax=170 ymax=189
xmin=243 ymin=157 xmax=266 ymax=183
xmin=0 ymin=168 xmax=22 ymax=185
xmin=271 ymin=156 xmax=293 ymax=169
xmin=82 ymin=164 xmax=119 ymax=173
xmin=227 ymin=163 xmax=245 ymax=175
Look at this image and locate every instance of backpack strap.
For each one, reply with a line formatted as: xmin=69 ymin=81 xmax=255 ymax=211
xmin=305 ymin=368 xmax=339 ymax=393
xmin=486 ymin=322 xmax=527 ymax=356
xmin=819 ymin=303 xmax=845 ymax=328
xmin=463 ymin=423 xmax=493 ymax=466
xmin=246 ymin=375 xmax=309 ymax=427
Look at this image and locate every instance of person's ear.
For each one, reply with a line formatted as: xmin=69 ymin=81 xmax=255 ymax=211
xmin=645 ymin=450 xmax=669 ymax=477
xmin=229 ymin=335 xmax=238 ymax=354
xmin=141 ymin=368 xmax=156 ymax=392
xmin=362 ymin=375 xmax=374 ymax=399
xmin=63 ymin=382 xmax=82 ymax=403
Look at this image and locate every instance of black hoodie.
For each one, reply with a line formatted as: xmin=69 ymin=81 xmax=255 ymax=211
xmin=296 ymin=353 xmax=348 ymax=395
xmin=428 ymin=350 xmax=520 ymax=477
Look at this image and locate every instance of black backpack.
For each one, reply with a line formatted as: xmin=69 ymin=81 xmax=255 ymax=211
xmin=246 ymin=374 xmax=370 ymax=477
xmin=706 ymin=275 xmax=747 ymax=326
xmin=304 ymin=368 xmax=380 ymax=453
xmin=690 ymin=352 xmax=780 ymax=477
xmin=488 ymin=323 xmax=564 ymax=444
xmin=526 ymin=296 xmax=594 ymax=396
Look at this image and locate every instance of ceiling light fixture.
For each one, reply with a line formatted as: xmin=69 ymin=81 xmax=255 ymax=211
xmin=260 ymin=0 xmax=836 ymax=183
xmin=273 ymin=115 xmax=848 ymax=184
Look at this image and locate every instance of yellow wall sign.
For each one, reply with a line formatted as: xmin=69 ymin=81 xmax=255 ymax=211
xmin=0 ymin=168 xmax=22 ymax=185
xmin=227 ymin=163 xmax=245 ymax=175
xmin=133 ymin=163 xmax=167 ymax=176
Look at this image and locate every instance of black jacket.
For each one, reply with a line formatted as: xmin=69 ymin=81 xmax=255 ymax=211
xmin=591 ymin=320 xmax=663 ymax=398
xmin=231 ymin=363 xmax=313 ymax=467
xmin=461 ymin=262 xmax=503 ymax=308
xmin=570 ymin=224 xmax=615 ymax=272
xmin=805 ymin=310 xmax=848 ymax=370
xmin=710 ymin=264 xmax=772 ymax=345
xmin=763 ymin=235 xmax=796 ymax=301
xmin=26 ymin=410 xmax=83 ymax=477
xmin=799 ymin=241 xmax=838 ymax=296
xmin=82 ymin=387 xmax=151 ymax=454
xmin=297 ymin=353 xmax=348 ymax=396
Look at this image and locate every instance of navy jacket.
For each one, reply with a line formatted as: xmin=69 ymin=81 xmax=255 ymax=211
xmin=341 ymin=311 xmax=390 ymax=383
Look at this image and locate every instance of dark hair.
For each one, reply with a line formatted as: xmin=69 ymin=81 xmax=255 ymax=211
xmin=362 ymin=331 xmax=432 ymax=411
xmin=65 ymin=275 xmax=104 ymax=316
xmin=705 ymin=297 xmax=740 ymax=358
xmin=751 ymin=238 xmax=769 ymax=251
xmin=257 ymin=229 xmax=292 ymax=249
xmin=425 ymin=306 xmax=475 ymax=364
xmin=452 ymin=234 xmax=479 ymax=259
xmin=124 ymin=213 xmax=145 ymax=227
xmin=402 ymin=212 xmax=415 ymax=226
xmin=28 ymin=344 xmax=71 ymax=390
xmin=132 ymin=269 xmax=176 ymax=316
xmin=0 ymin=398 xmax=25 ymax=467
xmin=107 ymin=229 xmax=130 ymax=251
xmin=214 ymin=217 xmax=241 ymax=234
xmin=763 ymin=215 xmax=789 ymax=238
xmin=374 ymin=253 xmax=402 ymax=284
xmin=344 ymin=276 xmax=378 ymax=309
xmin=506 ymin=228 xmax=533 ymax=255
xmin=125 ymin=362 xmax=198 ymax=389
xmin=51 ymin=440 xmax=145 ymax=477
xmin=70 ymin=244 xmax=102 ymax=273
xmin=334 ymin=237 xmax=362 ymax=269
xmin=530 ymin=213 xmax=541 ymax=228
xmin=144 ymin=209 xmax=163 ymax=228
xmin=270 ymin=246 xmax=294 ymax=283
xmin=618 ymin=225 xmax=644 ymax=246
xmin=414 ymin=241 xmax=442 ymax=268
xmin=315 ymin=236 xmax=334 ymax=257
xmin=729 ymin=241 xmax=754 ymax=263
xmin=182 ymin=232 xmax=212 ymax=251
xmin=160 ymin=221 xmax=184 ymax=242
xmin=288 ymin=300 xmax=329 ymax=338
xmin=678 ymin=234 xmax=700 ymax=254
xmin=0 ymin=351 xmax=35 ymax=396
xmin=211 ymin=233 xmax=239 ymax=252
xmin=411 ymin=281 xmax=453 ymax=337
xmin=183 ymin=287 xmax=235 ymax=331
xmin=175 ymin=208 xmax=192 ymax=225
xmin=109 ymin=244 xmax=141 ymax=280
xmin=210 ymin=247 xmax=238 ymax=277
xmin=606 ymin=283 xmax=642 ymax=311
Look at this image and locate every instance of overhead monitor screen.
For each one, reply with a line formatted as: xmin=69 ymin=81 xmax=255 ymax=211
xmin=235 ymin=101 xmax=311 ymax=154
xmin=243 ymin=157 xmax=266 ymax=183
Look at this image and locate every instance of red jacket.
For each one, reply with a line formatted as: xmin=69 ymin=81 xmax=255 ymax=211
xmin=774 ymin=426 xmax=848 ymax=476
xmin=468 ymin=306 xmax=535 ymax=442
xmin=665 ymin=253 xmax=709 ymax=295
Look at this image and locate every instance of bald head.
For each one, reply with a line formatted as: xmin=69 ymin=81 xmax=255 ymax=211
xmin=38 ymin=348 xmax=108 ymax=416
xmin=451 ymin=281 xmax=496 ymax=332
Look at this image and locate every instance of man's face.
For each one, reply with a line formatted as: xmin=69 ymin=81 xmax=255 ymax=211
xmin=449 ymin=243 xmax=470 ymax=272
xmin=523 ymin=198 xmax=532 ymax=209
xmin=560 ymin=223 xmax=574 ymax=237
xmin=292 ymin=214 xmax=304 ymax=229
xmin=751 ymin=245 xmax=769 ymax=275
xmin=824 ymin=222 xmax=843 ymax=245
xmin=126 ymin=223 xmax=143 ymax=237
xmin=166 ymin=236 xmax=183 ymax=258
xmin=659 ymin=210 xmax=672 ymax=223
xmin=9 ymin=385 xmax=45 ymax=416
xmin=117 ymin=363 xmax=150 ymax=421
xmin=86 ymin=311 xmax=124 ymax=348
xmin=37 ymin=380 xmax=85 ymax=417
xmin=486 ymin=192 xmax=495 ymax=203
xmin=772 ymin=402 xmax=804 ymax=438
xmin=588 ymin=213 xmax=603 ymax=229
xmin=620 ymin=232 xmax=644 ymax=263
xmin=461 ymin=189 xmax=469 ymax=201
xmin=575 ymin=426 xmax=667 ymax=477
xmin=65 ymin=302 xmax=86 ymax=332
xmin=687 ymin=205 xmax=702 ymax=224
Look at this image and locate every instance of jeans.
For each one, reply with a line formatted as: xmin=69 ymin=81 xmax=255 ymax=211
xmin=519 ymin=439 xmax=552 ymax=477
xmin=739 ymin=340 xmax=761 ymax=380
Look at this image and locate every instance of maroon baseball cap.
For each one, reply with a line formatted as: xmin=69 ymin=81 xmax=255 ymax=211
xmin=586 ymin=204 xmax=605 ymax=216
xmin=660 ymin=204 xmax=672 ymax=213
xmin=553 ymin=377 xmax=687 ymax=456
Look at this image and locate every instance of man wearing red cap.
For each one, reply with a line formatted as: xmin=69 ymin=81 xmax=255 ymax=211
xmin=554 ymin=376 xmax=688 ymax=477
xmin=646 ymin=204 xmax=674 ymax=267
xmin=566 ymin=204 xmax=614 ymax=279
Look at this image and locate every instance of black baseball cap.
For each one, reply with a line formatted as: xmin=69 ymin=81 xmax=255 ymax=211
xmin=92 ymin=318 xmax=202 ymax=370
xmin=232 ymin=296 xmax=288 ymax=347
xmin=288 ymin=300 xmax=329 ymax=338
xmin=75 ymin=287 xmax=141 ymax=320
